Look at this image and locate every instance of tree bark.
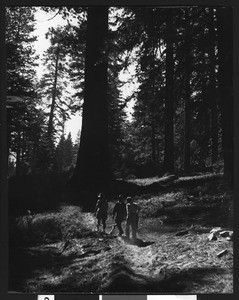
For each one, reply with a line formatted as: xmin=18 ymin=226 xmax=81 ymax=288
xmin=216 ymin=7 xmax=233 ymax=187
xmin=47 ymin=53 xmax=59 ymax=138
xmin=183 ymin=9 xmax=192 ymax=174
xmin=184 ymin=67 xmax=191 ymax=173
xmin=16 ymin=130 xmax=21 ymax=177
xmin=208 ymin=8 xmax=219 ymax=165
xmin=200 ymin=54 xmax=210 ymax=170
xmin=72 ymin=7 xmax=110 ymax=190
xmin=151 ymin=119 xmax=157 ymax=175
xmin=164 ymin=9 xmax=175 ymax=174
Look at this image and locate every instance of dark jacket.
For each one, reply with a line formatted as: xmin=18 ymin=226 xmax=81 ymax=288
xmin=95 ymin=198 xmax=108 ymax=220
xmin=126 ymin=202 xmax=139 ymax=222
xmin=113 ymin=201 xmax=127 ymax=221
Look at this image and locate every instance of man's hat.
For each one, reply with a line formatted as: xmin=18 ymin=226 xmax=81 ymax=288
xmin=119 ymin=195 xmax=124 ymax=201
xmin=126 ymin=196 xmax=132 ymax=203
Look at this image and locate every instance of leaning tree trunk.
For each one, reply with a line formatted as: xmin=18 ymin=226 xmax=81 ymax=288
xmin=164 ymin=9 xmax=175 ymax=174
xmin=216 ymin=7 xmax=233 ymax=187
xmin=71 ymin=7 xmax=110 ymax=190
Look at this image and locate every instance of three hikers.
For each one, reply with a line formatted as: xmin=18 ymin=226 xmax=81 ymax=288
xmin=95 ymin=193 xmax=140 ymax=241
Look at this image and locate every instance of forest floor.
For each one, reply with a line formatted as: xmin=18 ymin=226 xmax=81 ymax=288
xmin=9 ymin=174 xmax=233 ymax=294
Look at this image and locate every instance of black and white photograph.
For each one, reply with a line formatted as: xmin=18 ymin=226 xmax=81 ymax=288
xmin=3 ymin=3 xmax=234 ymax=295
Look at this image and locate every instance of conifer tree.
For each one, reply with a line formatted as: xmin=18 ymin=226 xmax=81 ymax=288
xmin=71 ymin=7 xmax=110 ymax=190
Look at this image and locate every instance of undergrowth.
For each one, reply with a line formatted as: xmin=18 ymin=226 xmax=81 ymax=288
xmin=9 ymin=205 xmax=93 ymax=247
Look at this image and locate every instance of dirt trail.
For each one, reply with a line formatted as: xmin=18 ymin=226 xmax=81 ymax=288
xmin=62 ymin=207 xmax=232 ymax=293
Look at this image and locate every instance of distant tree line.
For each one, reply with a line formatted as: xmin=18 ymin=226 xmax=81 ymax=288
xmin=6 ymin=7 xmax=80 ymax=176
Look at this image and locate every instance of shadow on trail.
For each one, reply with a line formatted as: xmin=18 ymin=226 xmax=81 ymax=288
xmin=104 ymin=256 xmax=226 ymax=293
xmin=10 ymin=234 xmax=229 ymax=293
xmin=121 ymin=236 xmax=155 ymax=247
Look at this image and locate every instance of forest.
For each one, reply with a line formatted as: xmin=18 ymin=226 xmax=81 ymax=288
xmin=5 ymin=6 xmax=233 ymax=294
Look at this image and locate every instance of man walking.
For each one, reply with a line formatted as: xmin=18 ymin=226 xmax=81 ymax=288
xmin=112 ymin=195 xmax=127 ymax=236
xmin=95 ymin=193 xmax=108 ymax=233
xmin=125 ymin=197 xmax=140 ymax=241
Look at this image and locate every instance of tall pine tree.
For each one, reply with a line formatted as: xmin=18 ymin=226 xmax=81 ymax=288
xmin=71 ymin=7 xmax=111 ymax=190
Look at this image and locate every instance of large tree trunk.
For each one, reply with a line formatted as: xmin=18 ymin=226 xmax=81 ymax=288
xmin=184 ymin=67 xmax=191 ymax=174
xmin=183 ymin=9 xmax=192 ymax=174
xmin=150 ymin=81 xmax=157 ymax=176
xmin=208 ymin=8 xmax=219 ymax=166
xmin=216 ymin=7 xmax=233 ymax=187
xmin=199 ymin=54 xmax=210 ymax=170
xmin=15 ymin=130 xmax=21 ymax=177
xmin=72 ymin=7 xmax=110 ymax=190
xmin=151 ymin=119 xmax=157 ymax=175
xmin=164 ymin=9 xmax=175 ymax=174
